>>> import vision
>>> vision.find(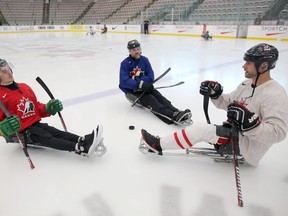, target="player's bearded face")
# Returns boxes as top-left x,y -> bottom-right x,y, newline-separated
129,47 -> 142,59
242,61 -> 257,79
